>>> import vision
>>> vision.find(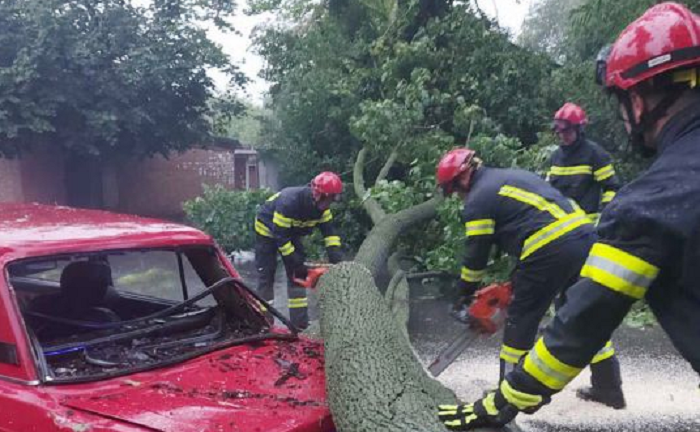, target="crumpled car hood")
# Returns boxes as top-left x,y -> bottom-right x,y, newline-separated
56,338 -> 334,432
